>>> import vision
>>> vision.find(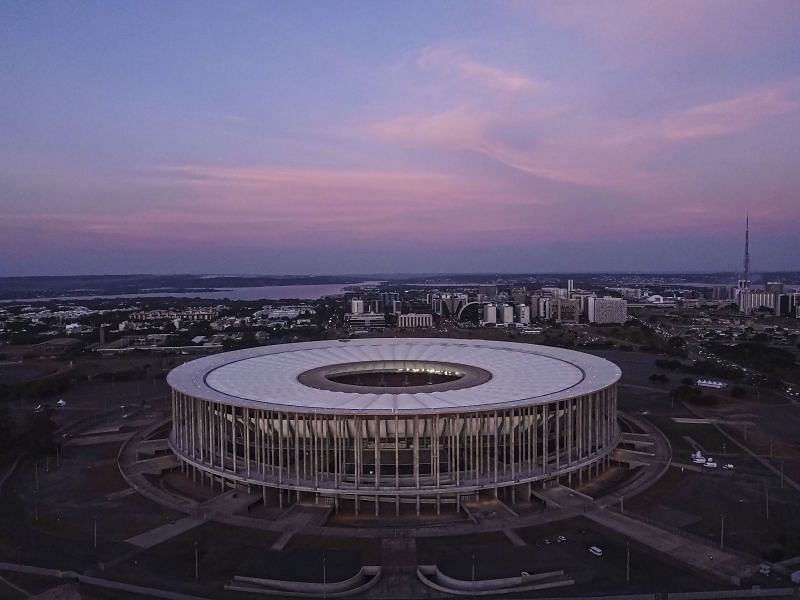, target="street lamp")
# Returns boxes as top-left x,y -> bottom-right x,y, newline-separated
194,541 -> 199,580
323,554 -> 327,600
626,542 -> 630,584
